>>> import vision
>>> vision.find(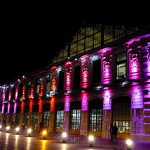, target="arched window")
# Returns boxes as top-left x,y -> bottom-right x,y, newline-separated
55,103 -> 64,129
89,99 -> 103,131
112,97 -> 131,133
70,101 -> 81,130
43,103 -> 50,126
